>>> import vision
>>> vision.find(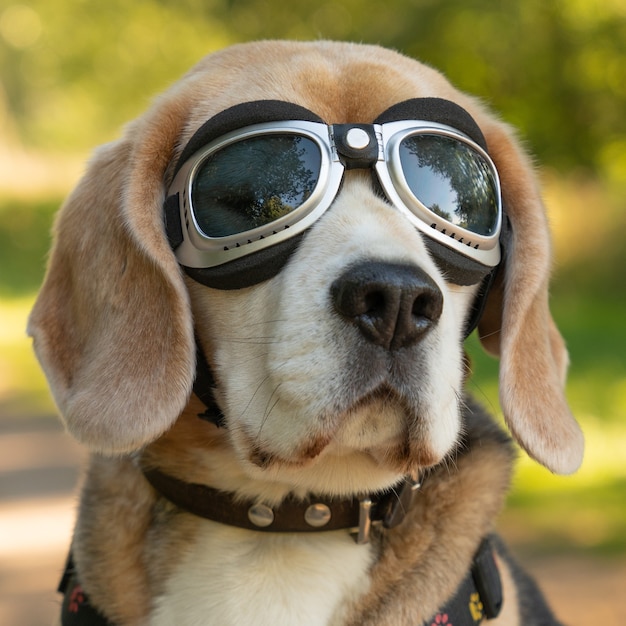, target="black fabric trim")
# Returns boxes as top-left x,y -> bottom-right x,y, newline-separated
422,537 -> 502,625
489,535 -> 565,626
374,98 -> 488,151
173,100 -> 325,178
473,538 -> 504,618
59,556 -> 112,626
